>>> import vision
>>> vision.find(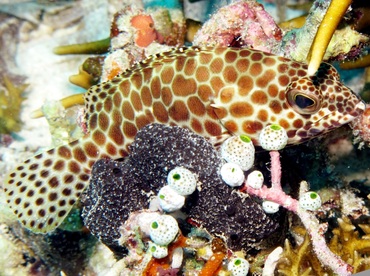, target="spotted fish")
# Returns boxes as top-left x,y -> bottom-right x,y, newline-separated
4,47 -> 365,233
